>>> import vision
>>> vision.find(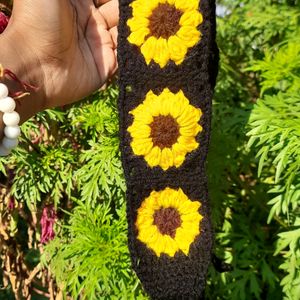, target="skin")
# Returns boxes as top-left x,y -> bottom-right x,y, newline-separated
0,0 -> 119,123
